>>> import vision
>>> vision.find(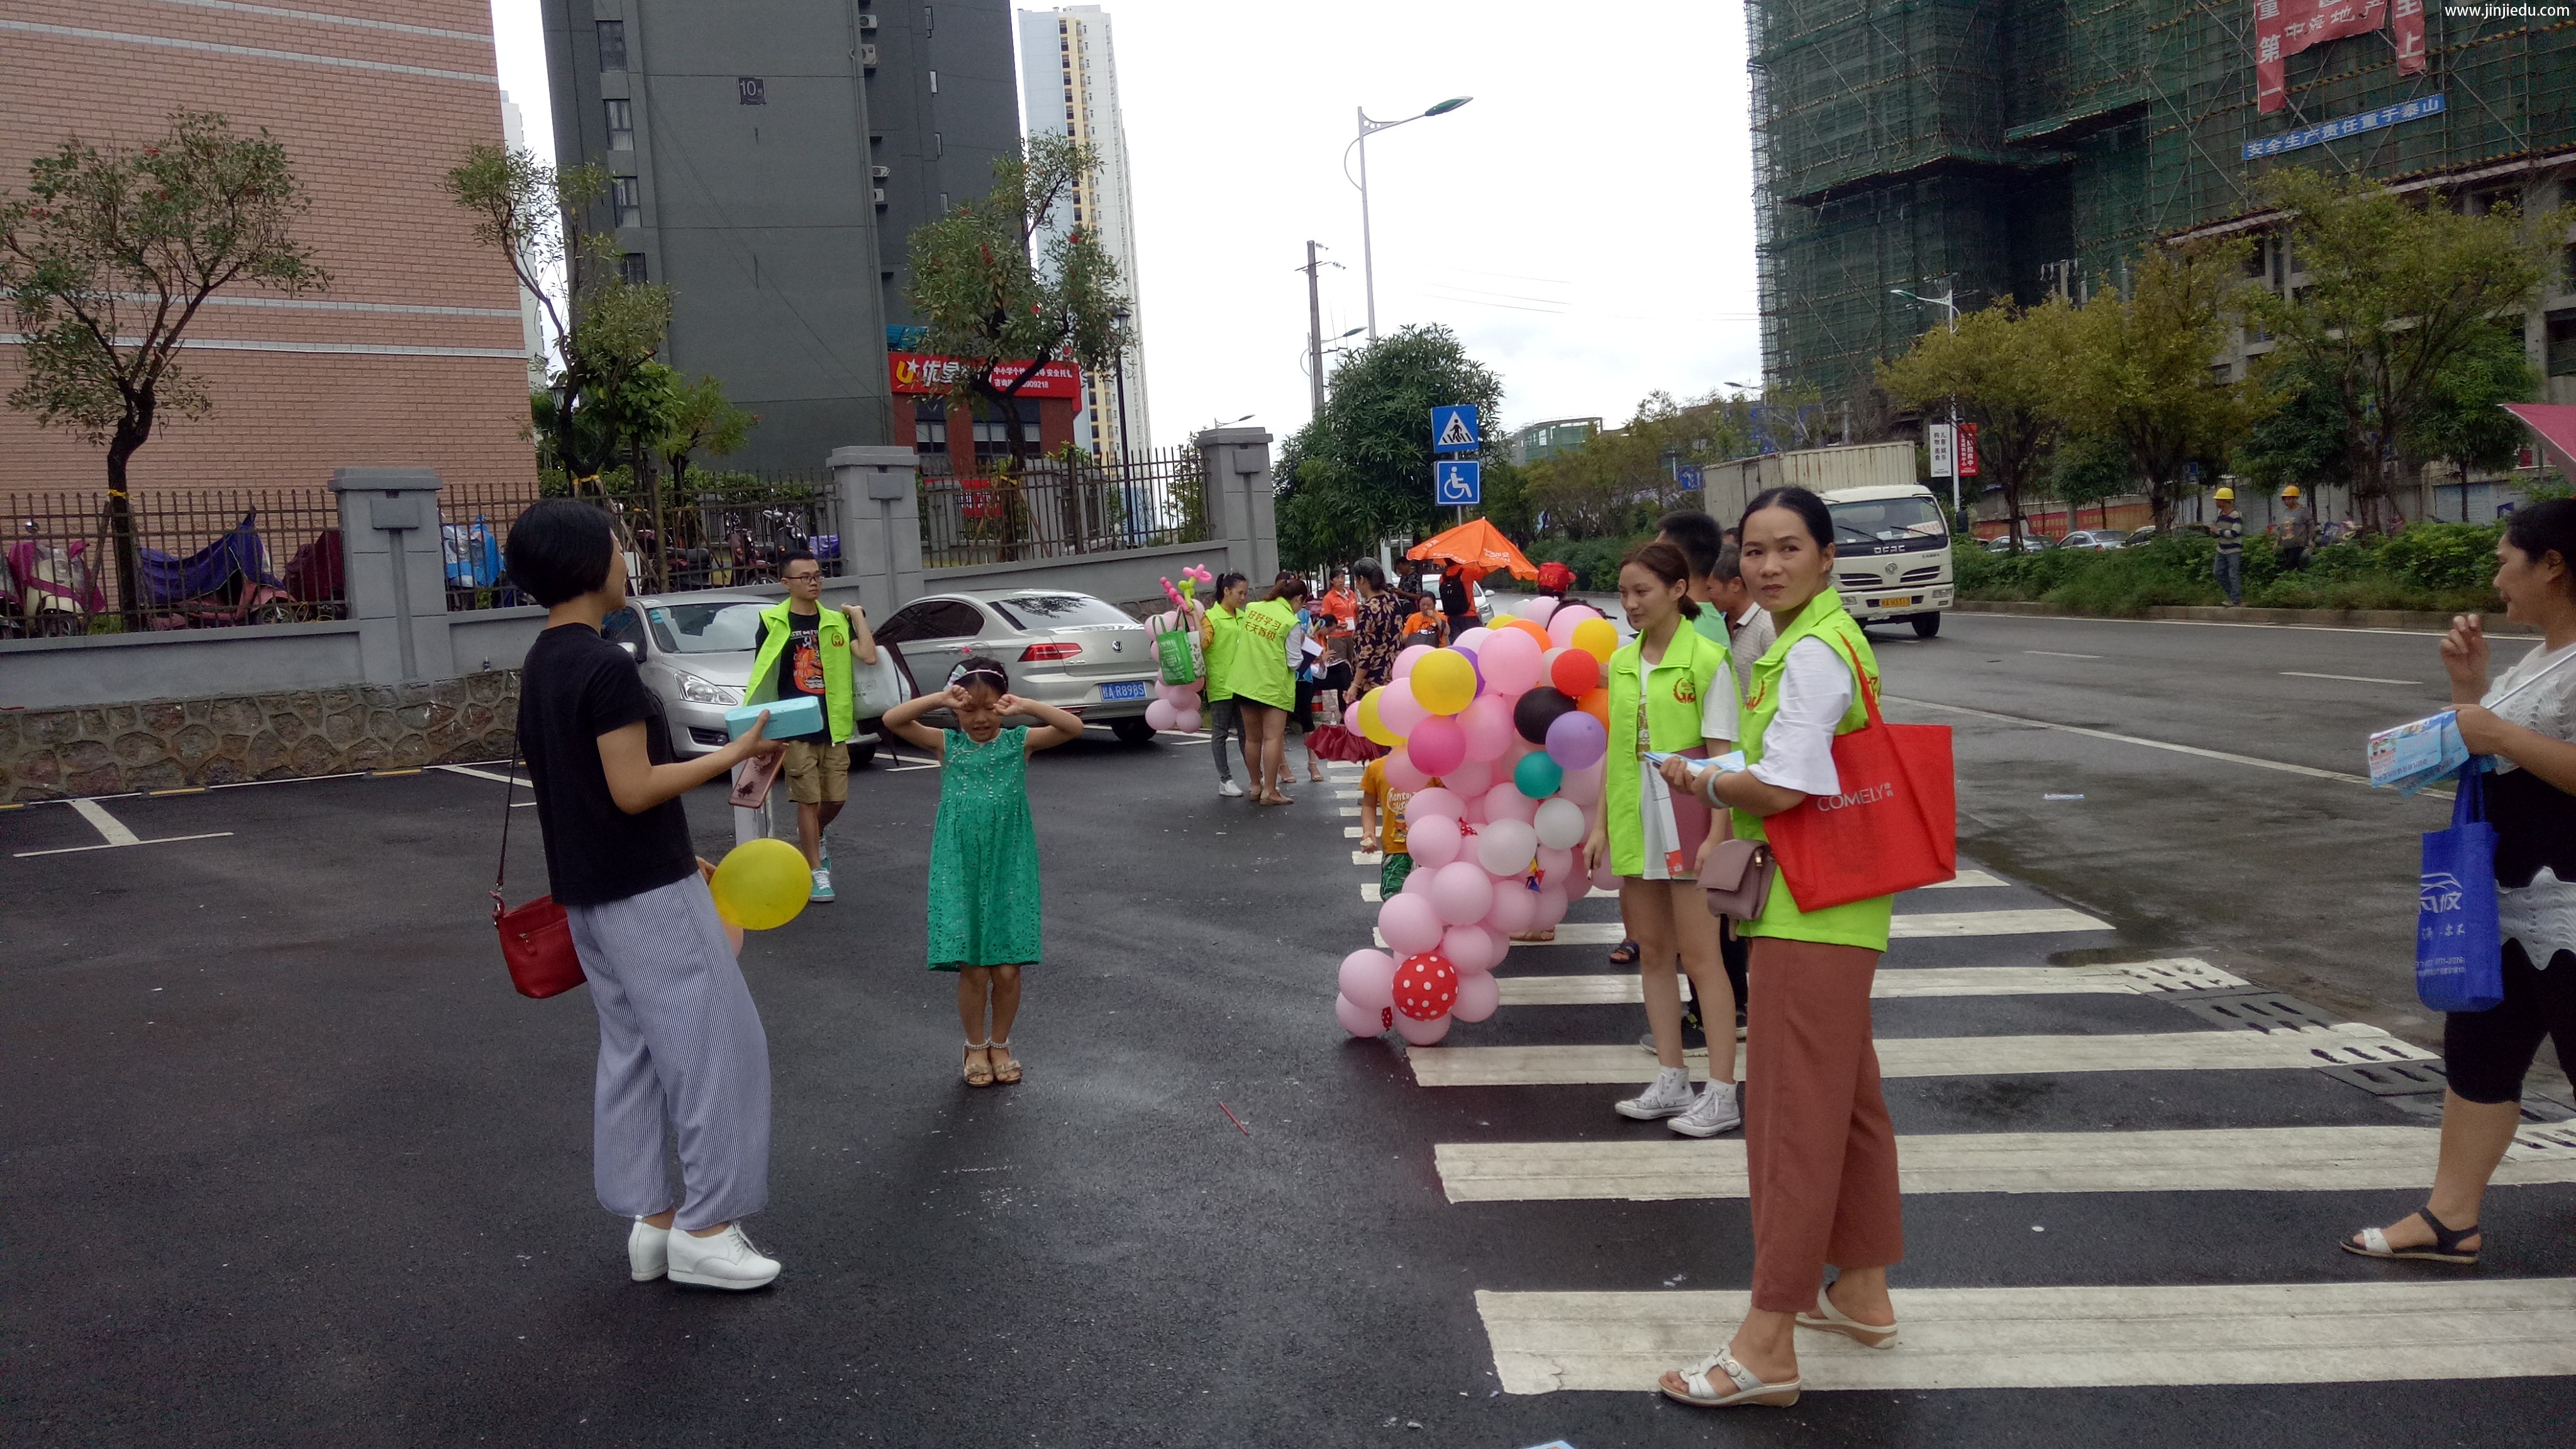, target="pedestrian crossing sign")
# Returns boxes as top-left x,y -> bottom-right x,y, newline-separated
1432,404 -> 1481,453
1435,460 -> 1482,506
